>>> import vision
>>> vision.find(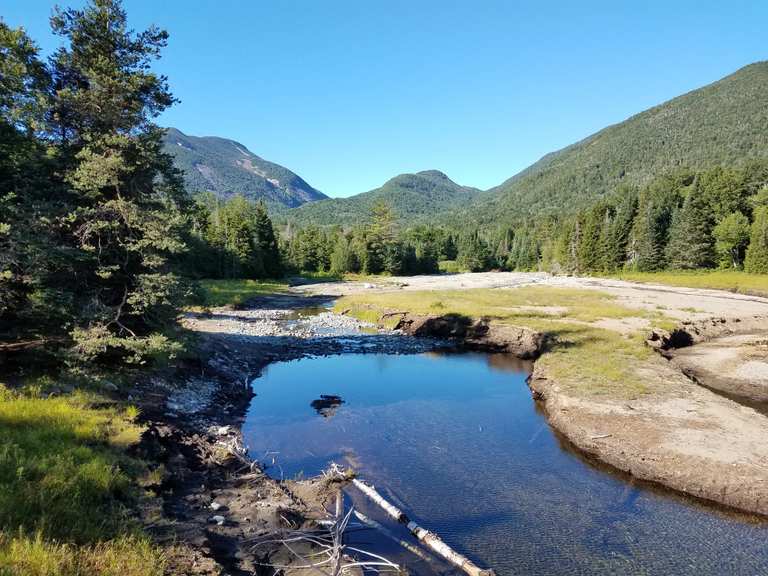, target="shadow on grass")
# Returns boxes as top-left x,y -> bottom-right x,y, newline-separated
0,390 -> 143,545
